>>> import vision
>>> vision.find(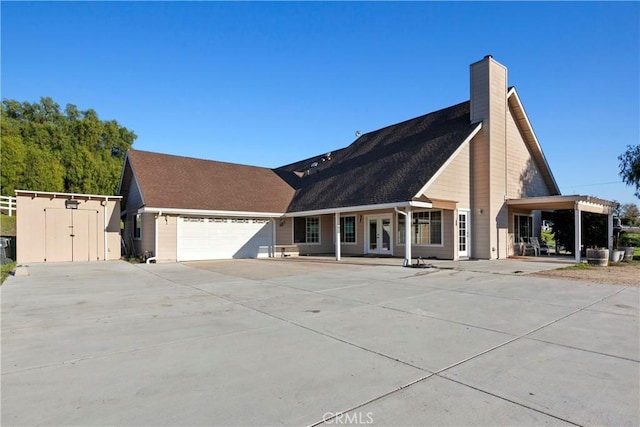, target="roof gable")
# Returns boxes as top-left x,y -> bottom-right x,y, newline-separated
507,88 -> 560,195
125,150 -> 295,213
